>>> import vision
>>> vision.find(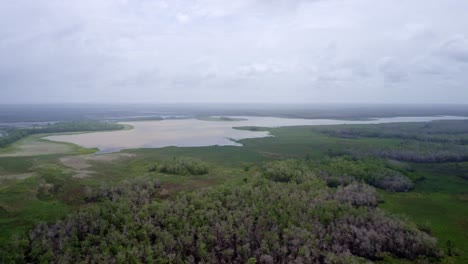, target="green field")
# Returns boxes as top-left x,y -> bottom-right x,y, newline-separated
1,121 -> 467,263
381,163 -> 468,263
